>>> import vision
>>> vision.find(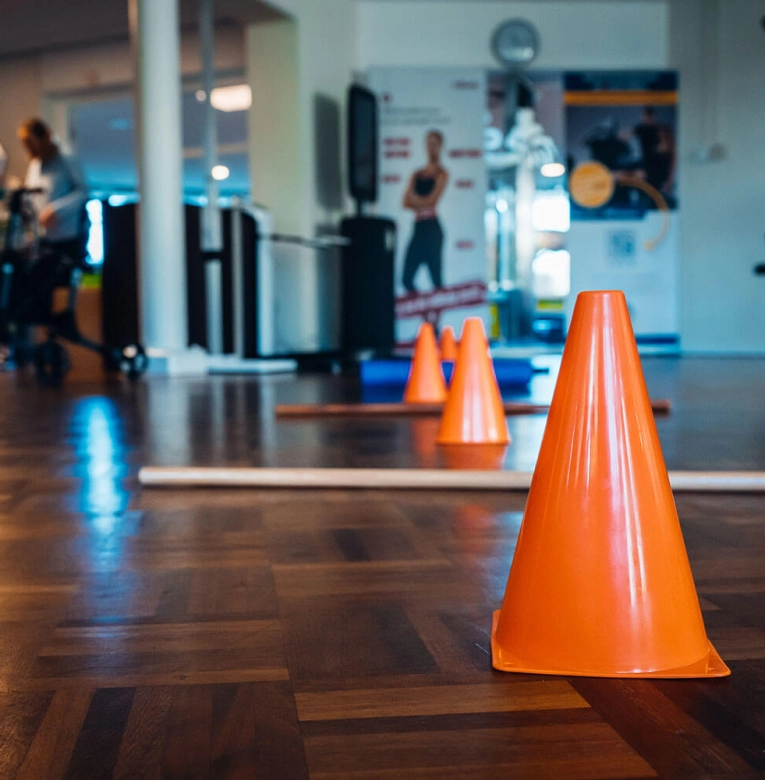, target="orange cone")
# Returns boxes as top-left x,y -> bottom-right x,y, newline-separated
437,318 -> 509,445
440,326 -> 459,362
410,418 -> 441,469
491,290 -> 729,678
441,443 -> 507,470
404,323 -> 447,404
